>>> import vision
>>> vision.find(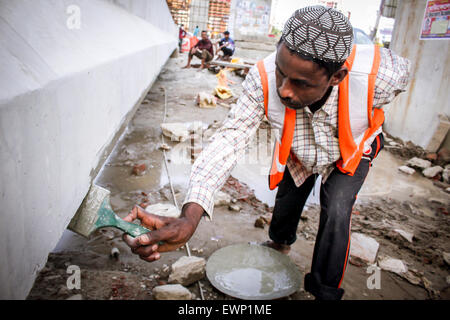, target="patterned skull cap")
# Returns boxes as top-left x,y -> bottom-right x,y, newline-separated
282,5 -> 354,63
